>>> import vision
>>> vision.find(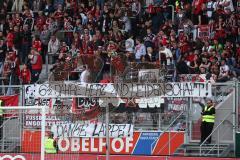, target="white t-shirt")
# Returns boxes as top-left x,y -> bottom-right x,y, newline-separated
206,1 -> 217,18
219,64 -> 229,77
135,44 -> 146,59
159,47 -> 173,65
80,69 -> 91,83
125,38 -> 134,52
123,16 -> 131,32
218,0 -> 234,12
